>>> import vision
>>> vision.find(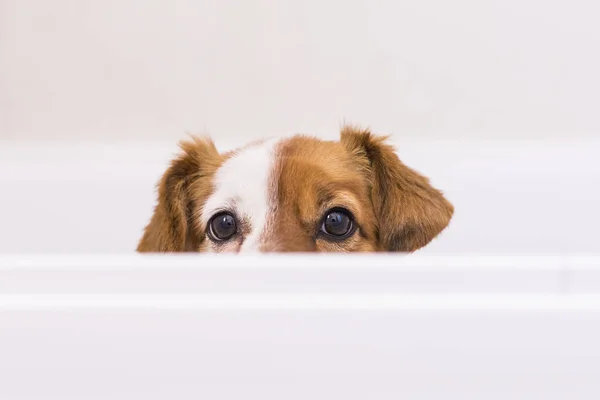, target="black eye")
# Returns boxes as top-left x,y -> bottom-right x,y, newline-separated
208,212 -> 237,241
320,208 -> 356,240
